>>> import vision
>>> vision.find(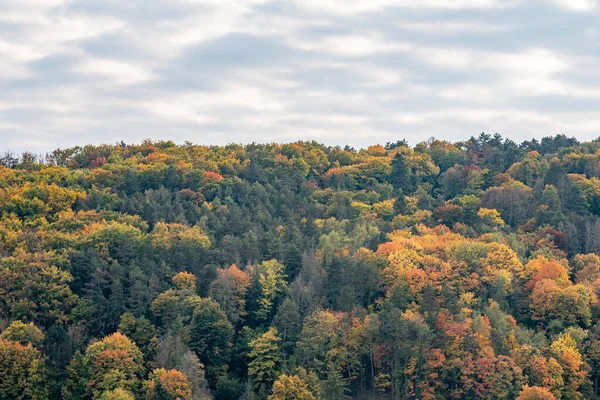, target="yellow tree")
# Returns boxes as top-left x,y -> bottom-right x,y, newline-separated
268,375 -> 316,400
551,334 -> 591,400
0,338 -> 48,399
256,260 -> 287,321
516,386 -> 556,400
